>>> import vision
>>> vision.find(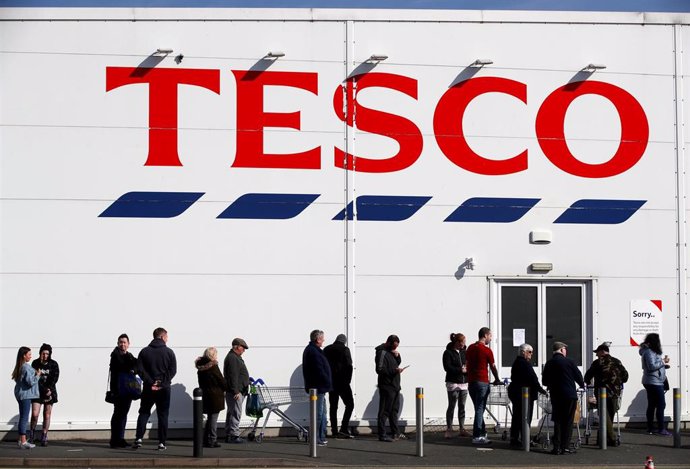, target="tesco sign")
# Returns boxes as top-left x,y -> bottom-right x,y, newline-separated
106,67 -> 649,178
